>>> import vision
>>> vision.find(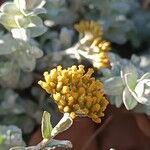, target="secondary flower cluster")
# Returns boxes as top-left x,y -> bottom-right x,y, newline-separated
74,20 -> 111,68
74,20 -> 103,38
38,65 -> 109,123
